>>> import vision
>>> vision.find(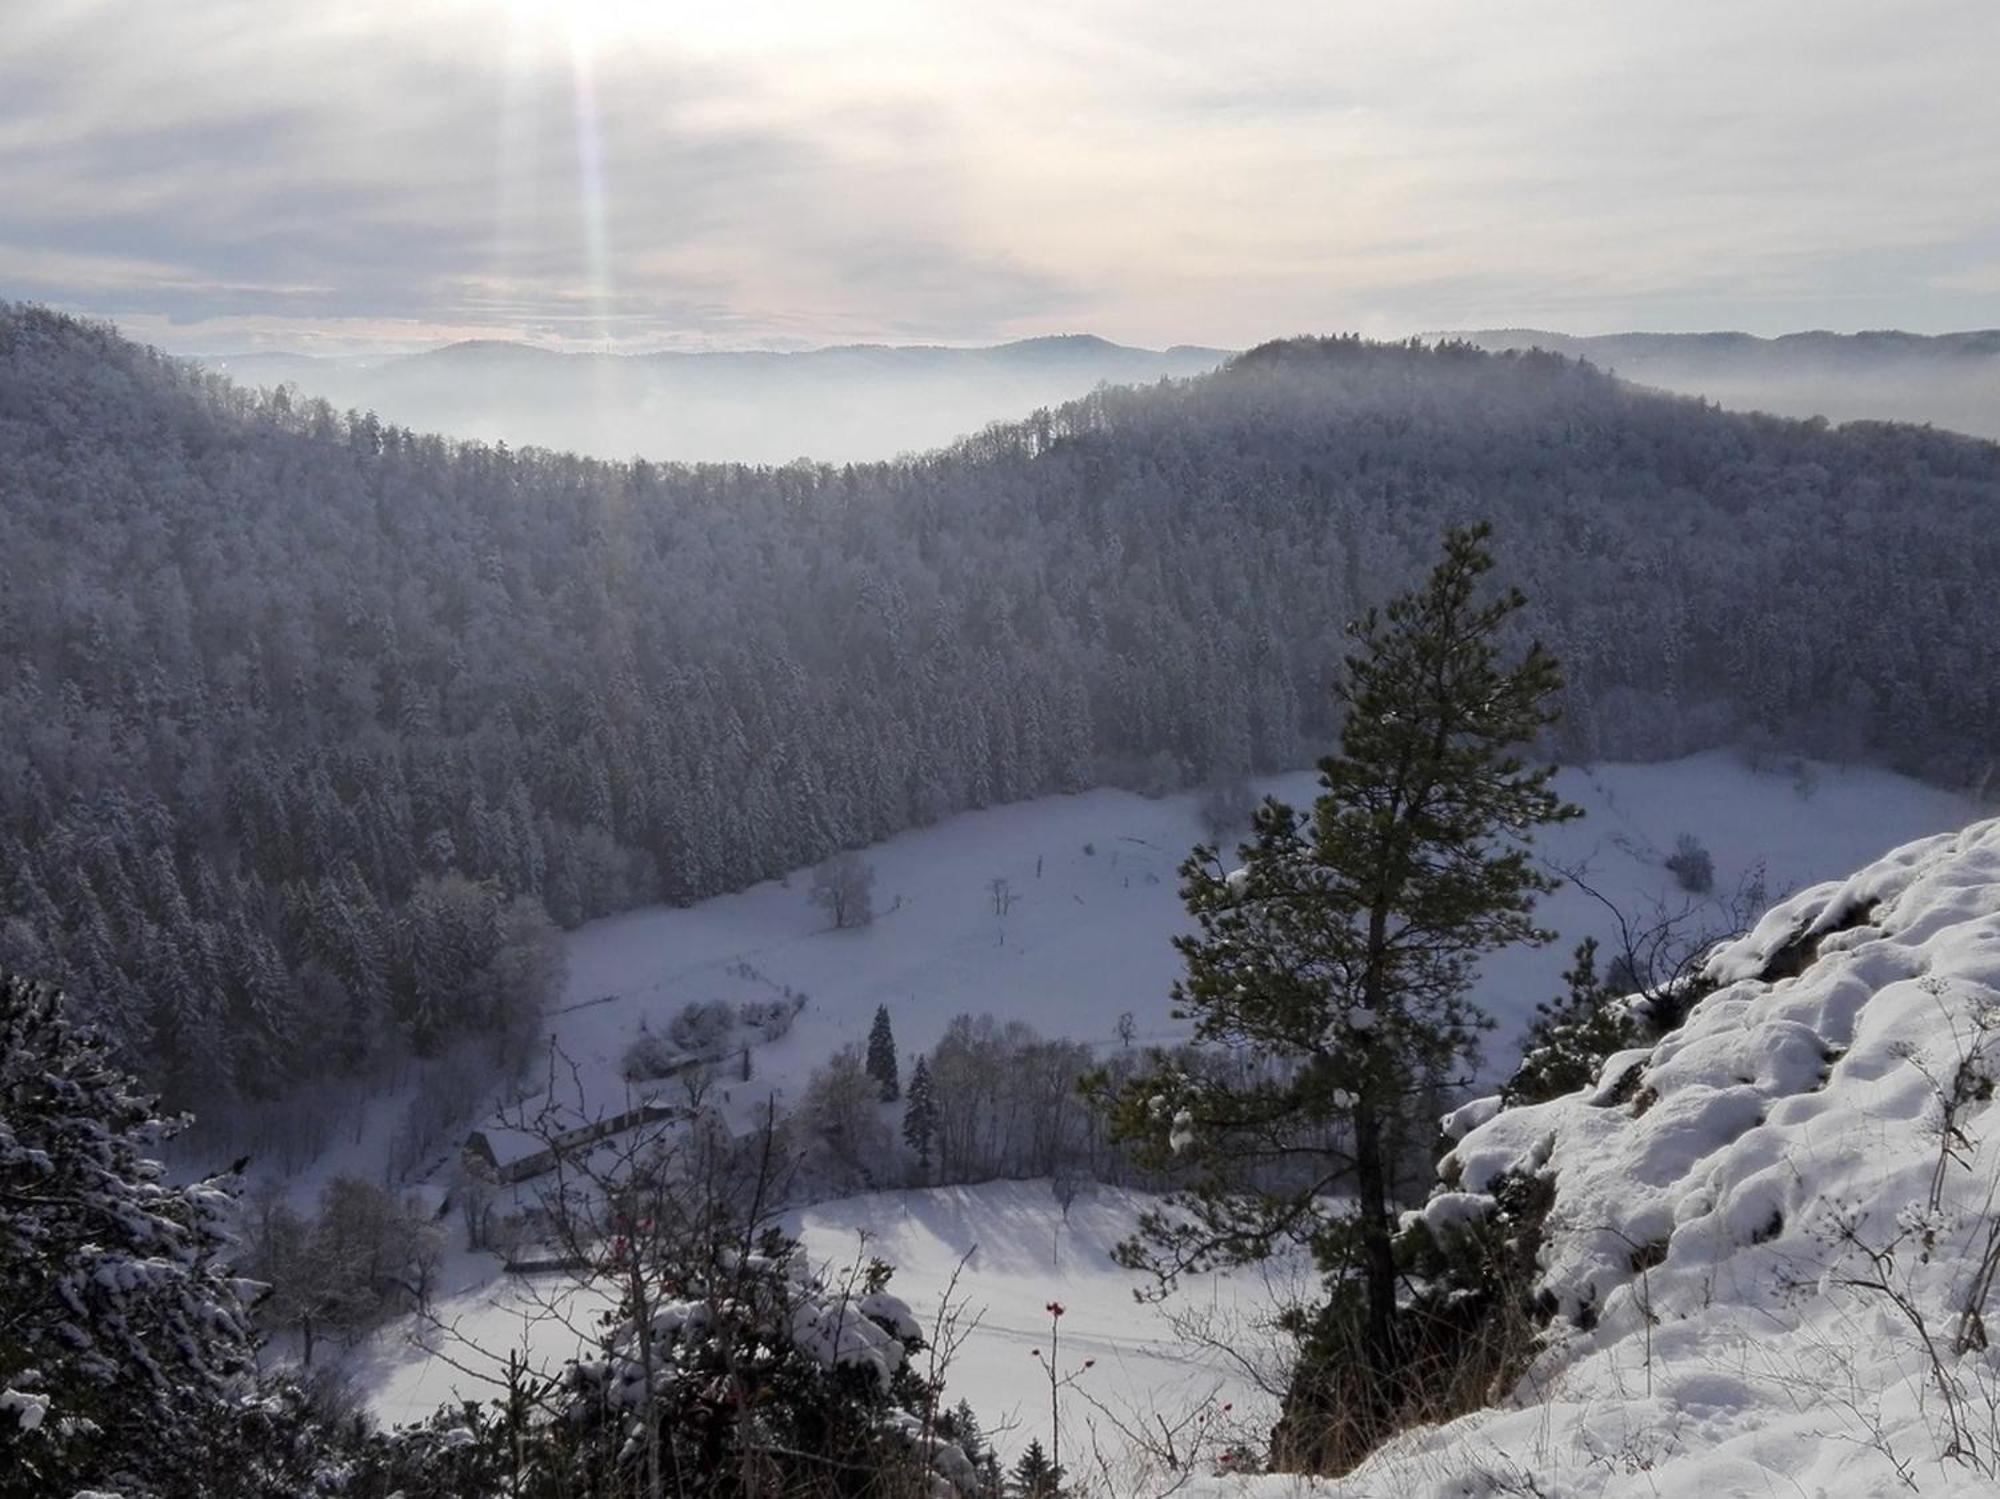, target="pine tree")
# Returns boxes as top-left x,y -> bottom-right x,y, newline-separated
1009,1437 -> 1064,1497
866,1002 -> 900,1101
1501,937 -> 1638,1106
902,1054 -> 937,1176
1100,524 -> 1578,1472
0,972 -> 259,1494
945,1398 -> 987,1465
